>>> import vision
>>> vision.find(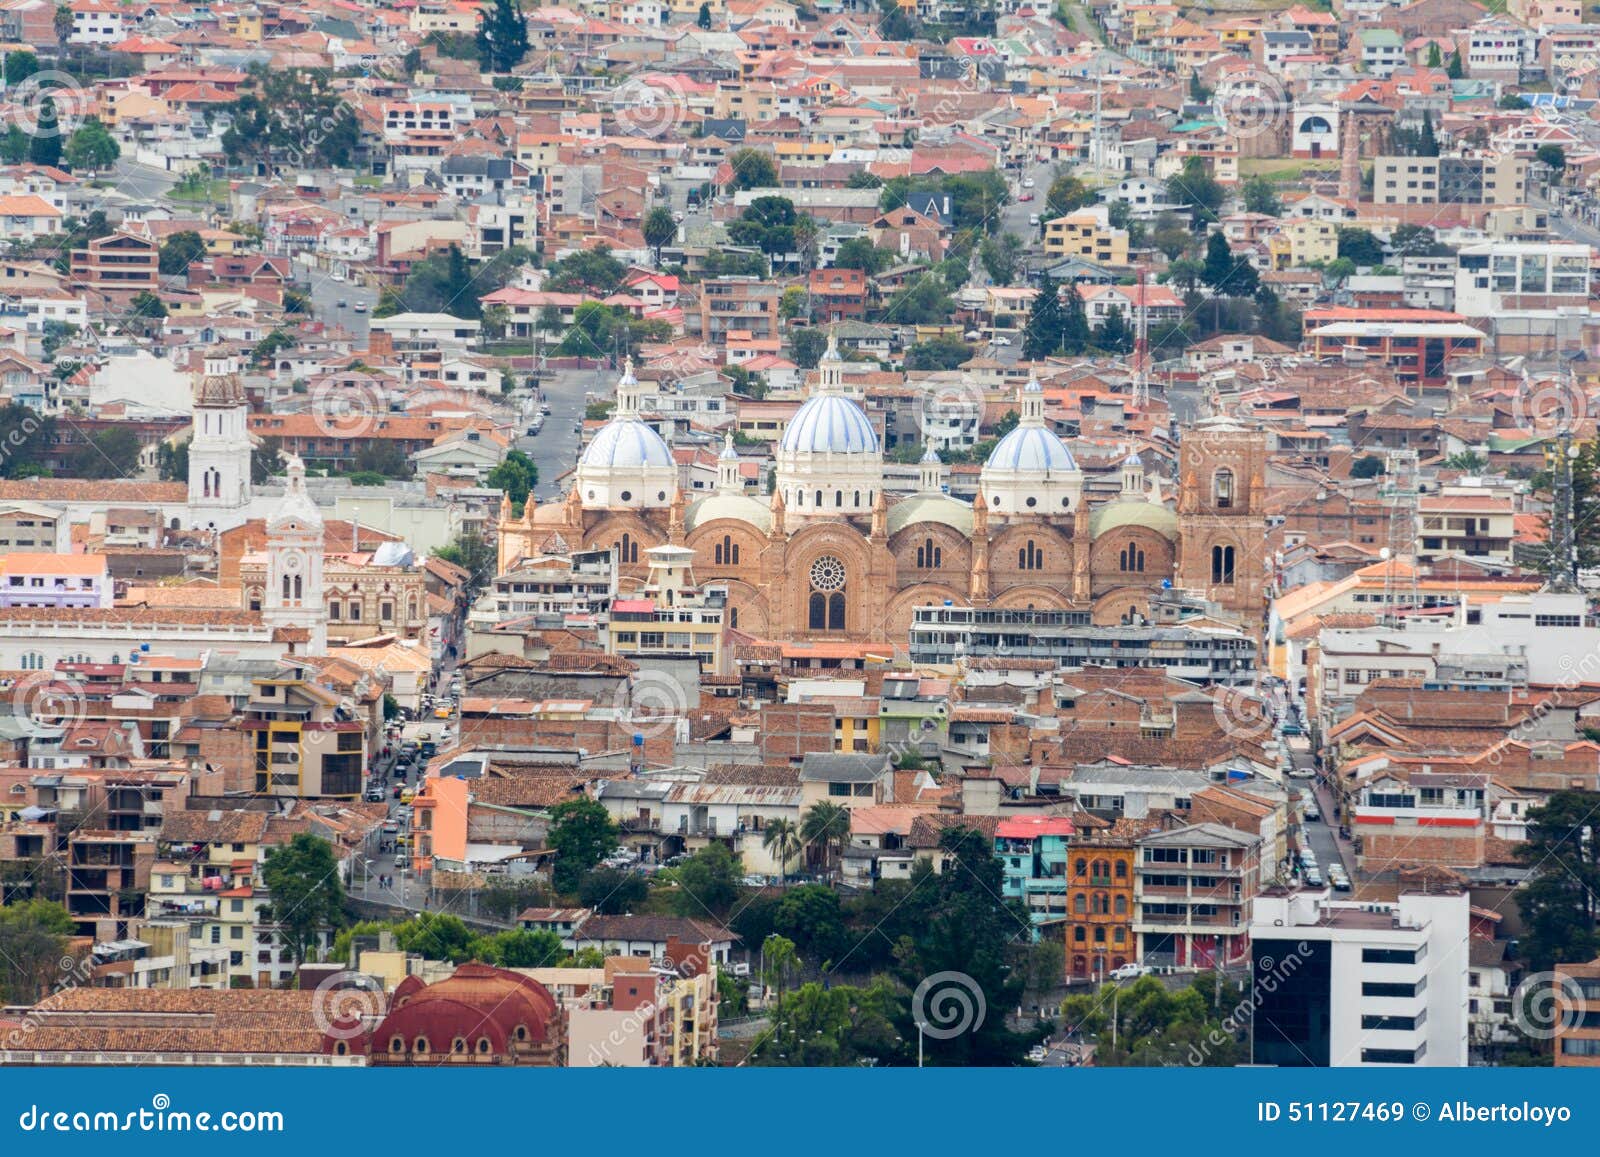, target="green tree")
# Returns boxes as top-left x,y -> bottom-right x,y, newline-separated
799,800 -> 851,877
1241,175 -> 1280,216
905,335 -> 974,371
547,797 -> 617,893
979,232 -> 1023,285
1023,274 -> 1064,360
1045,170 -> 1094,218
698,0 -> 712,25
761,818 -> 803,885
471,928 -> 565,967
3,49 -> 39,87
128,290 -> 167,333
1349,454 -> 1386,479
885,276 -> 954,325
62,117 -> 118,172
158,230 -> 208,276
832,236 -> 892,274
220,67 -> 360,173
252,436 -> 284,484
577,866 -> 649,914
475,0 -> 530,72
1095,304 -> 1131,354
70,426 -> 141,479
1426,41 -> 1442,68
1417,111 -> 1439,157
261,833 -> 345,966
1444,450 -> 1486,471
0,125 -> 28,164
28,96 -> 61,167
1060,278 -> 1091,353
791,327 -> 829,368
670,842 -> 741,916
1061,973 -> 1242,1065
352,439 -> 411,478
478,878 -> 552,921
751,979 -> 906,1065
1515,791 -> 1600,972
1336,226 -> 1385,267
486,448 -> 539,514
642,205 -> 677,265
545,246 -> 626,295
156,437 -> 189,481
1537,143 -> 1567,174
0,899 -> 74,1003
892,828 -> 1042,1065
726,147 -> 778,190
771,883 -> 850,963
1170,156 -> 1223,225
1446,50 -> 1464,79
